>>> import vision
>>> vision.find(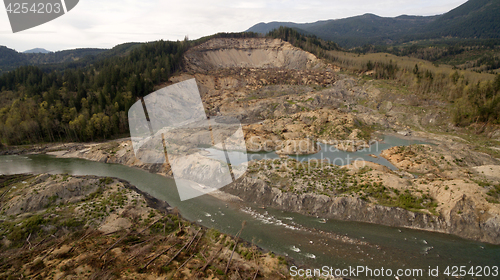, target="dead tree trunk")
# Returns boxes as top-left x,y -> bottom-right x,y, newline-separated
201,246 -> 223,271
225,221 -> 246,275
163,229 -> 201,268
